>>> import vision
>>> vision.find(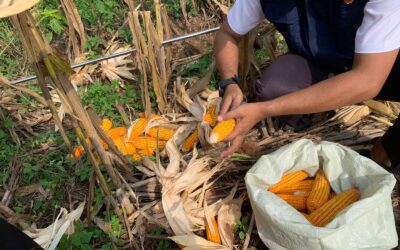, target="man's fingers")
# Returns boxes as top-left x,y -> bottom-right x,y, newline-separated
230,96 -> 242,111
218,108 -> 239,122
219,96 -> 232,116
220,136 -> 244,158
